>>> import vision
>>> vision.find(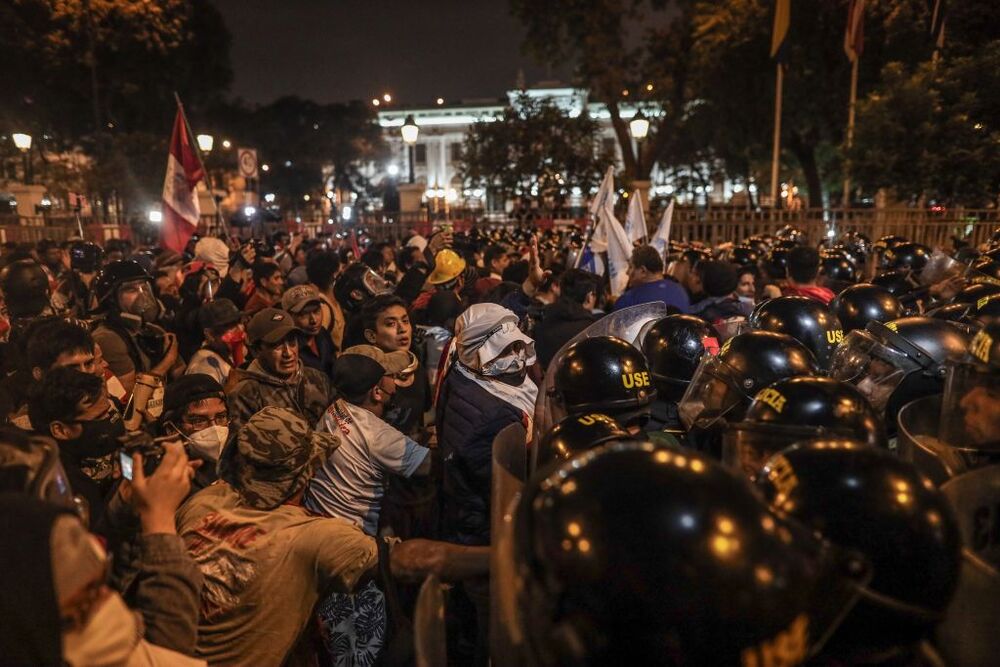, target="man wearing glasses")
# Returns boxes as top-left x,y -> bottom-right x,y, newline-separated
160,373 -> 231,490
